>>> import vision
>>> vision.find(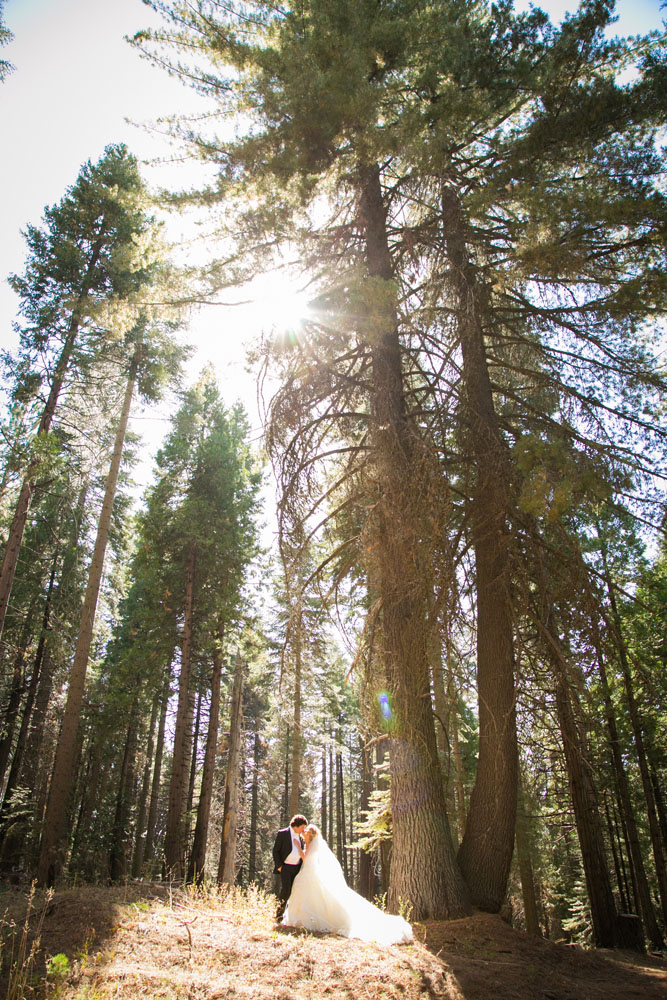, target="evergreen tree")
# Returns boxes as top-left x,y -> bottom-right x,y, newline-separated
0,145 -> 159,647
